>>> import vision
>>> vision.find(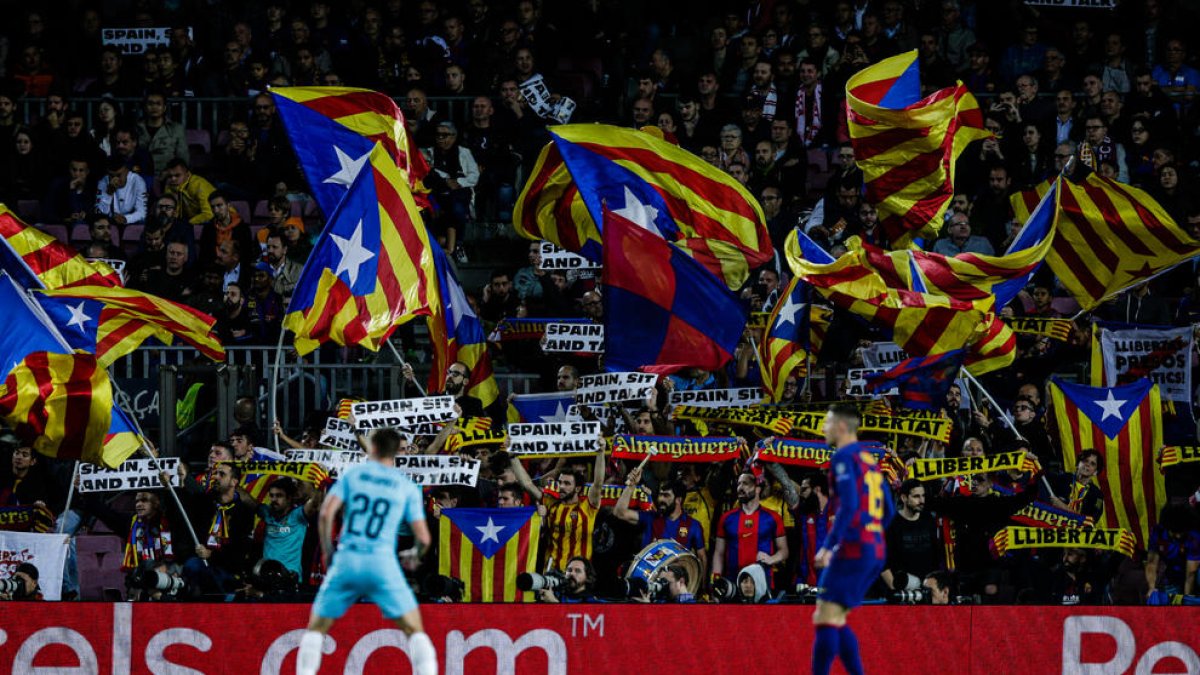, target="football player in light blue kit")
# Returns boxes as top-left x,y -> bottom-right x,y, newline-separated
296,429 -> 437,675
